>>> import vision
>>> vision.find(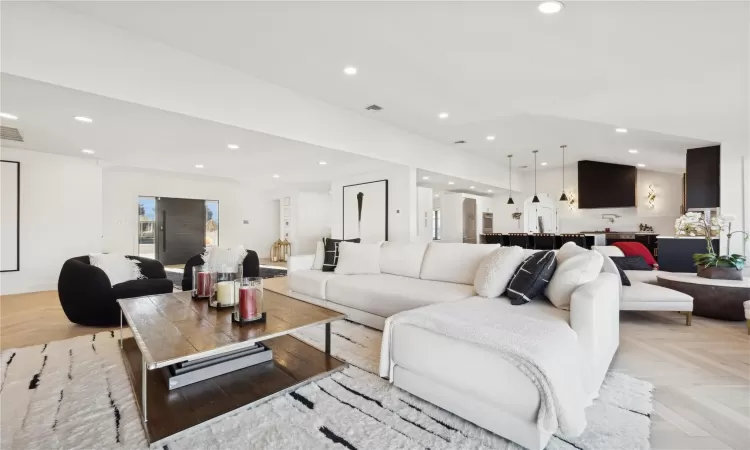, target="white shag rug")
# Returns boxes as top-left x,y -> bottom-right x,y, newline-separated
0,322 -> 652,450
